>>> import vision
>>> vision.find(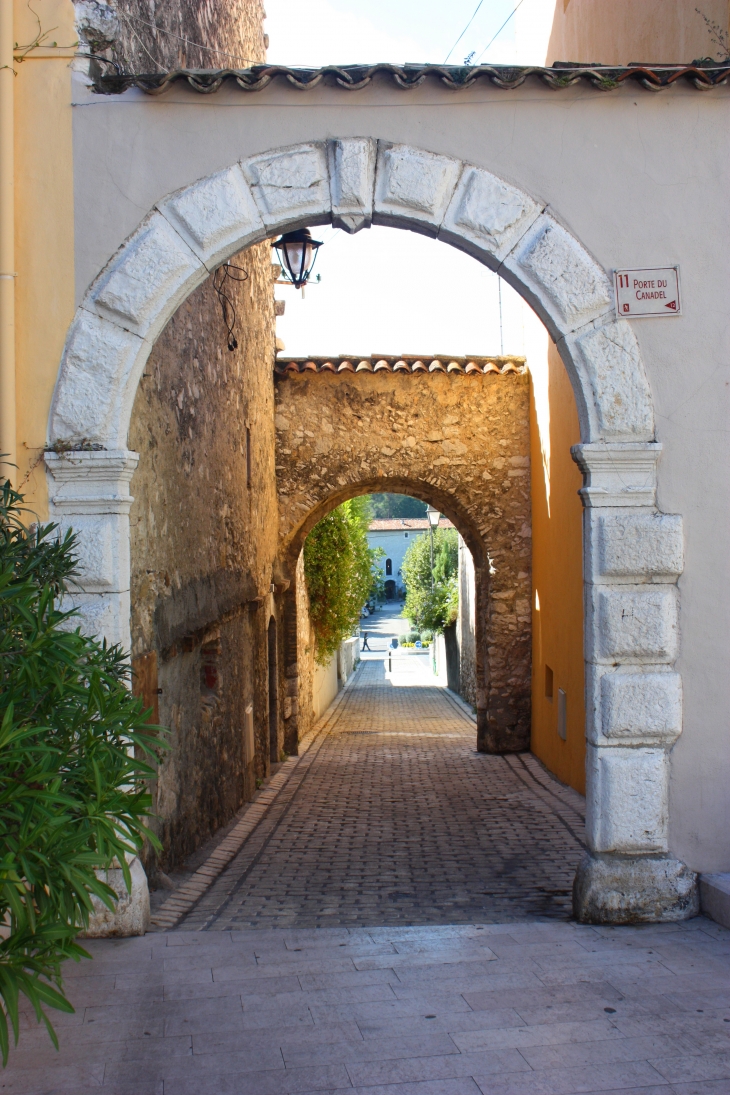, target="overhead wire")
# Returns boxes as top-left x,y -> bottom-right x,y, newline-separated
443,0 -> 488,64
474,0 -> 527,64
